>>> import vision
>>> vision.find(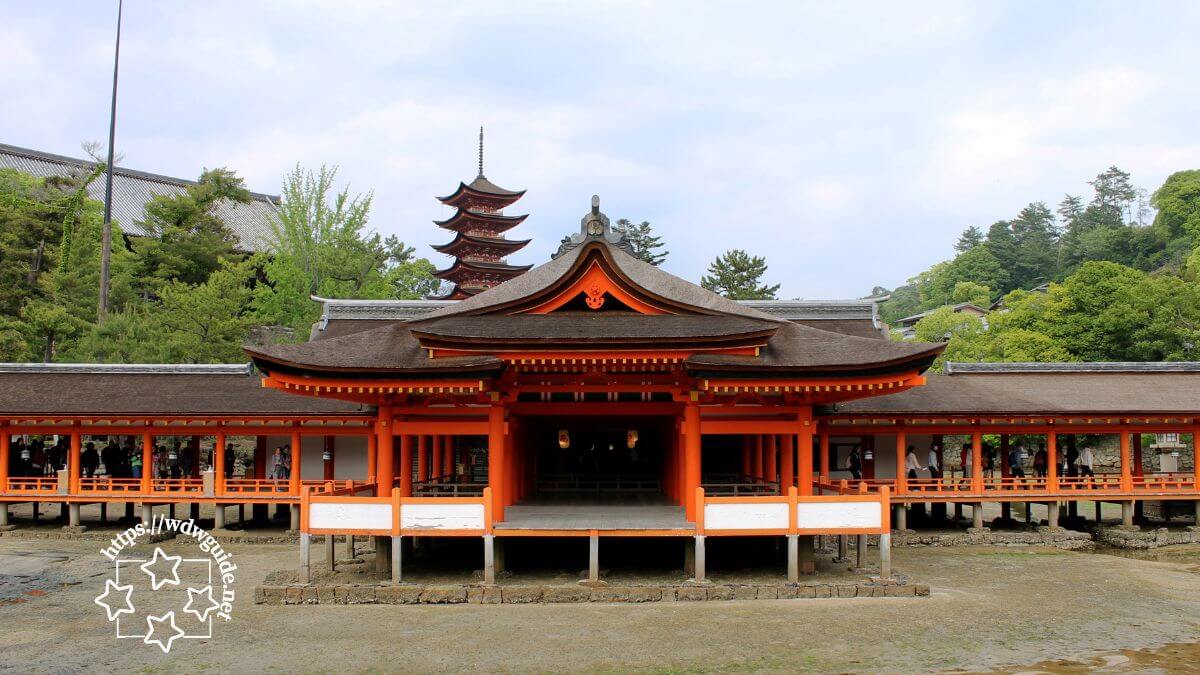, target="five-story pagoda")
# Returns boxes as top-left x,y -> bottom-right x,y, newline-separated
432,129 -> 531,299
